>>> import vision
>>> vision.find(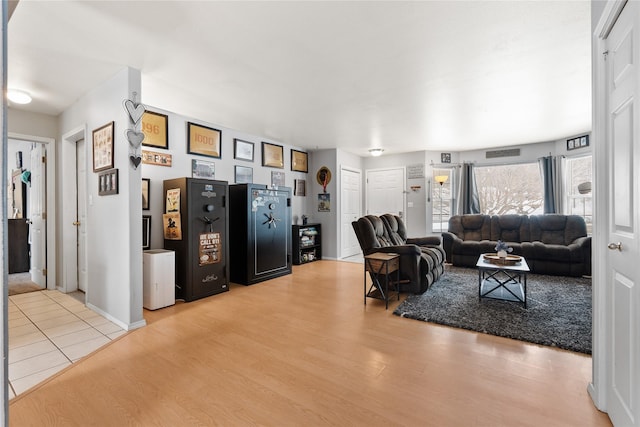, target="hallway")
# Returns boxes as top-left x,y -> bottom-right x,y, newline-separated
8,290 -> 126,398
